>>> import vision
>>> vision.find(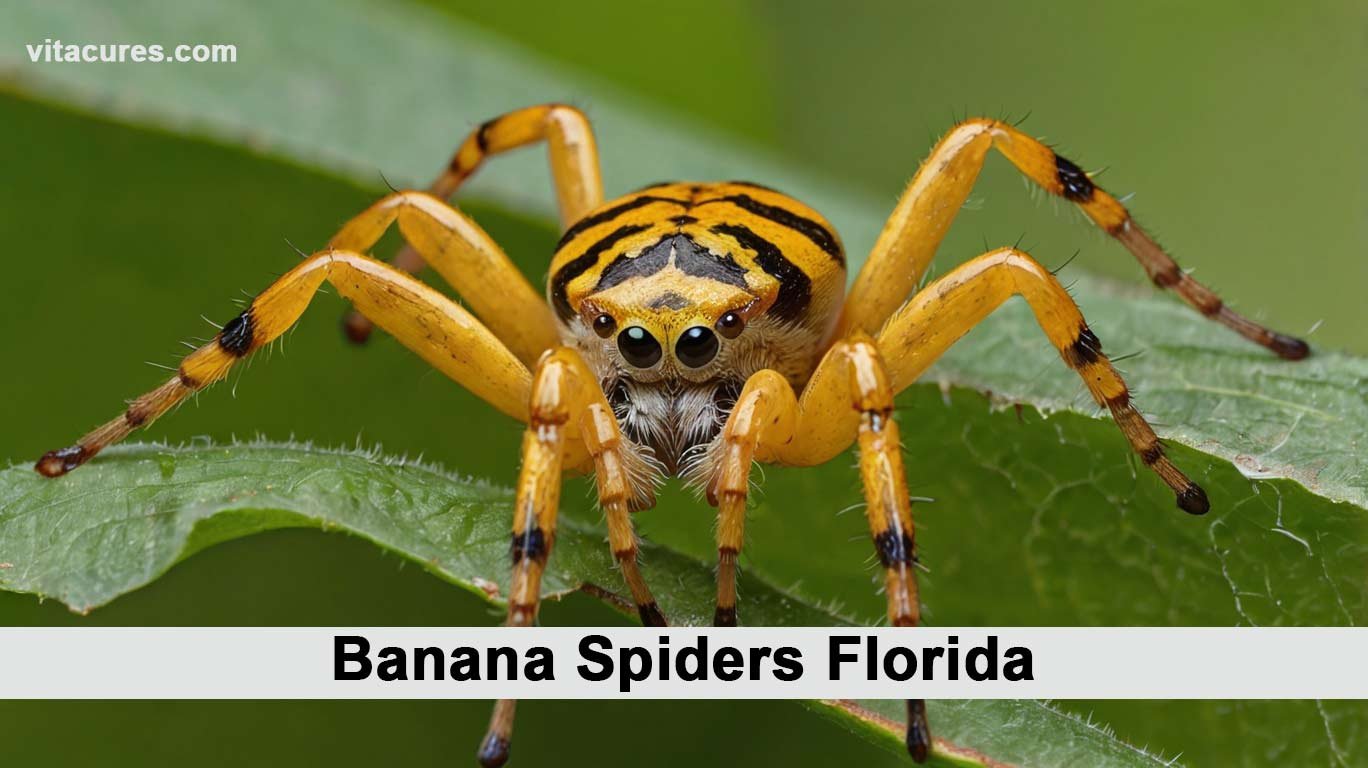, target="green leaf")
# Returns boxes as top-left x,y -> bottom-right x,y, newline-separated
3,0 -> 1367,765
0,442 -> 1173,768
0,442 -> 830,626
